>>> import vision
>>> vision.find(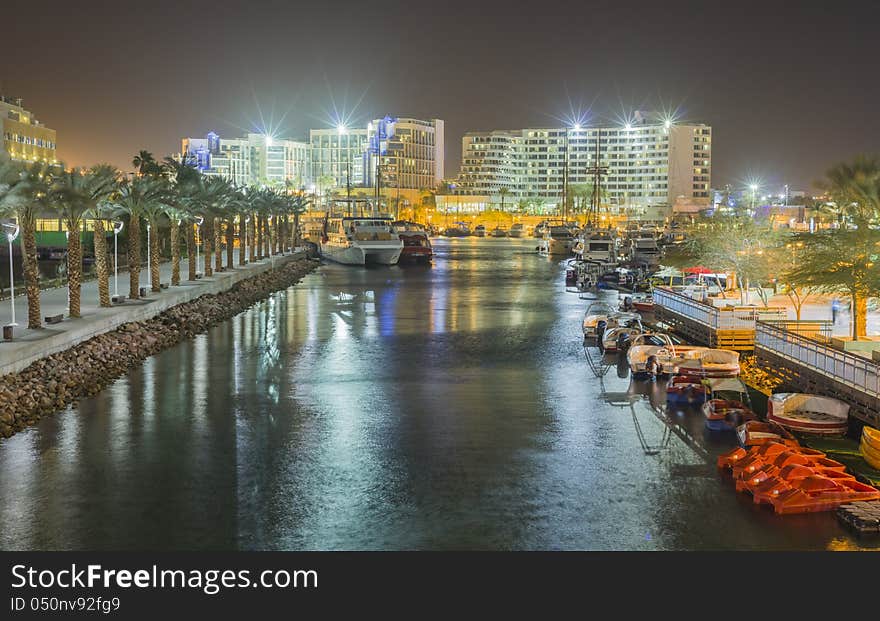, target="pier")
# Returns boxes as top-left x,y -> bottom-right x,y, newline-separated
652,287 -> 788,351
